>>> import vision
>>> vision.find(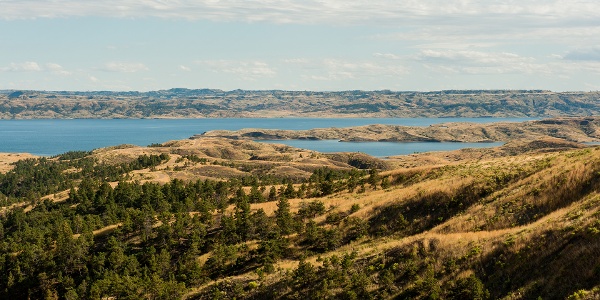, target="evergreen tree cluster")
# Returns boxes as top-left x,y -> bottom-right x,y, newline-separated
0,152 -> 391,299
